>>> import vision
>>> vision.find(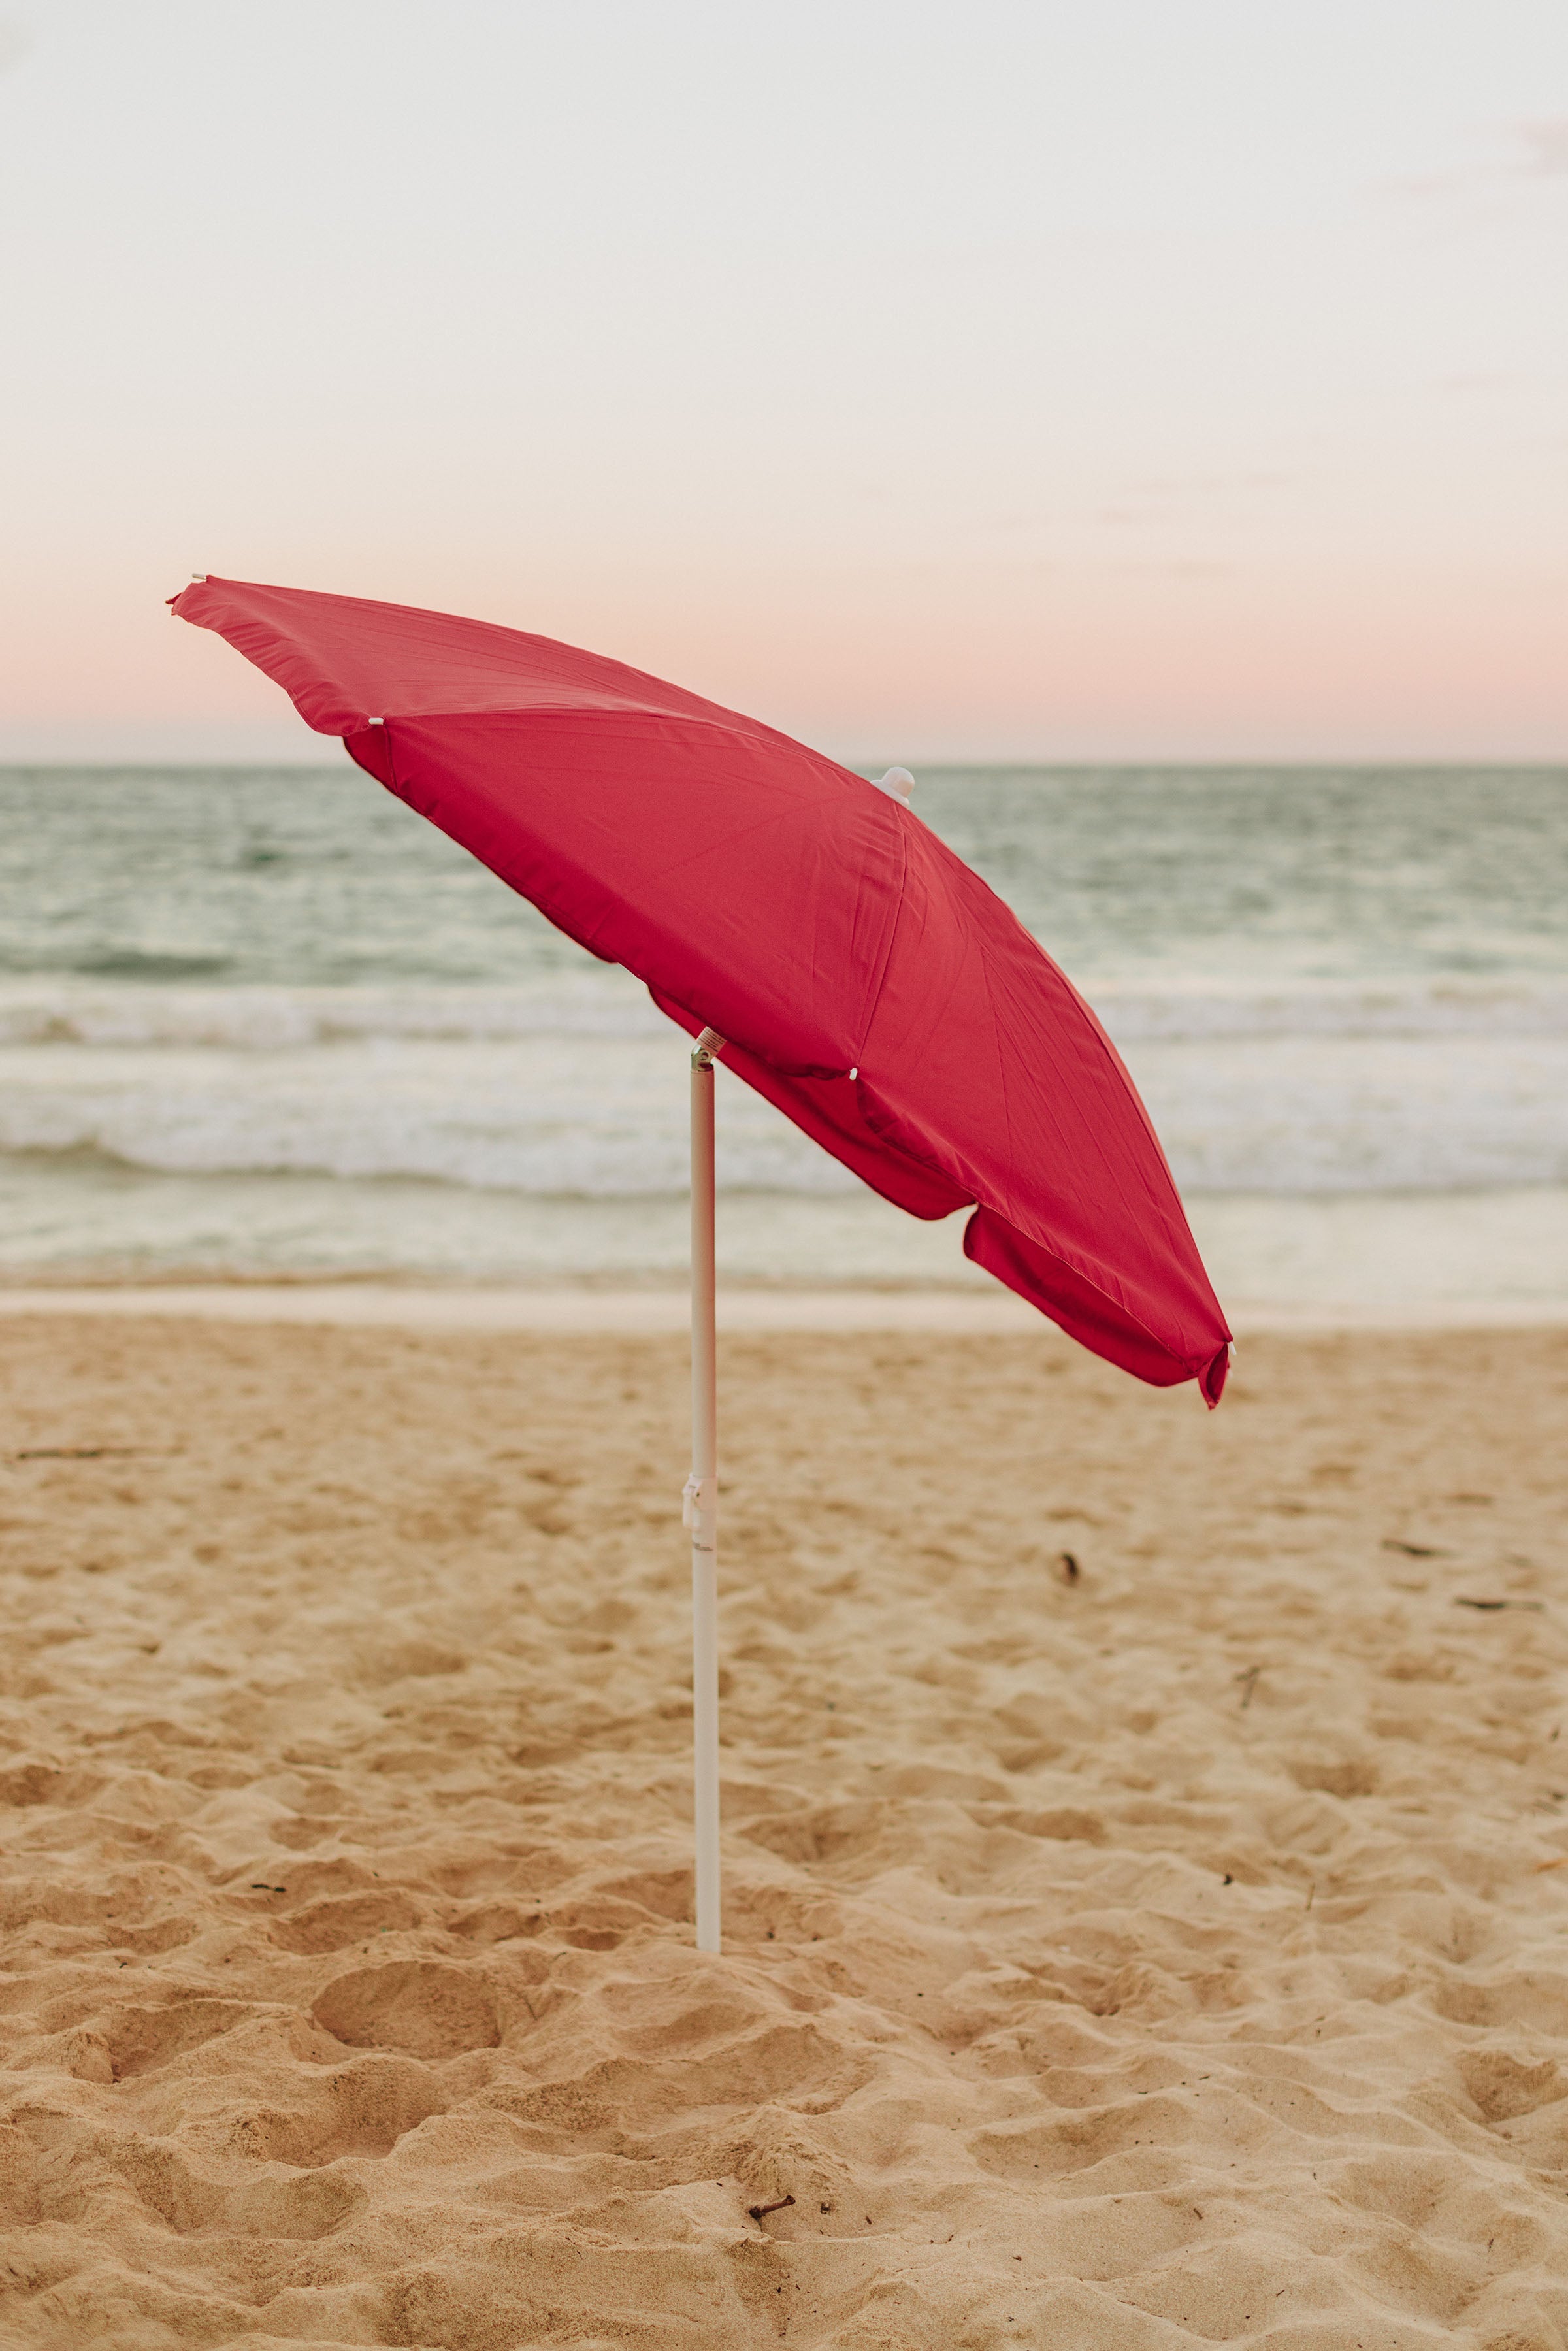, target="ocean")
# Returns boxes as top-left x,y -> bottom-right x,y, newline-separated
2,762 -> 1565,1313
